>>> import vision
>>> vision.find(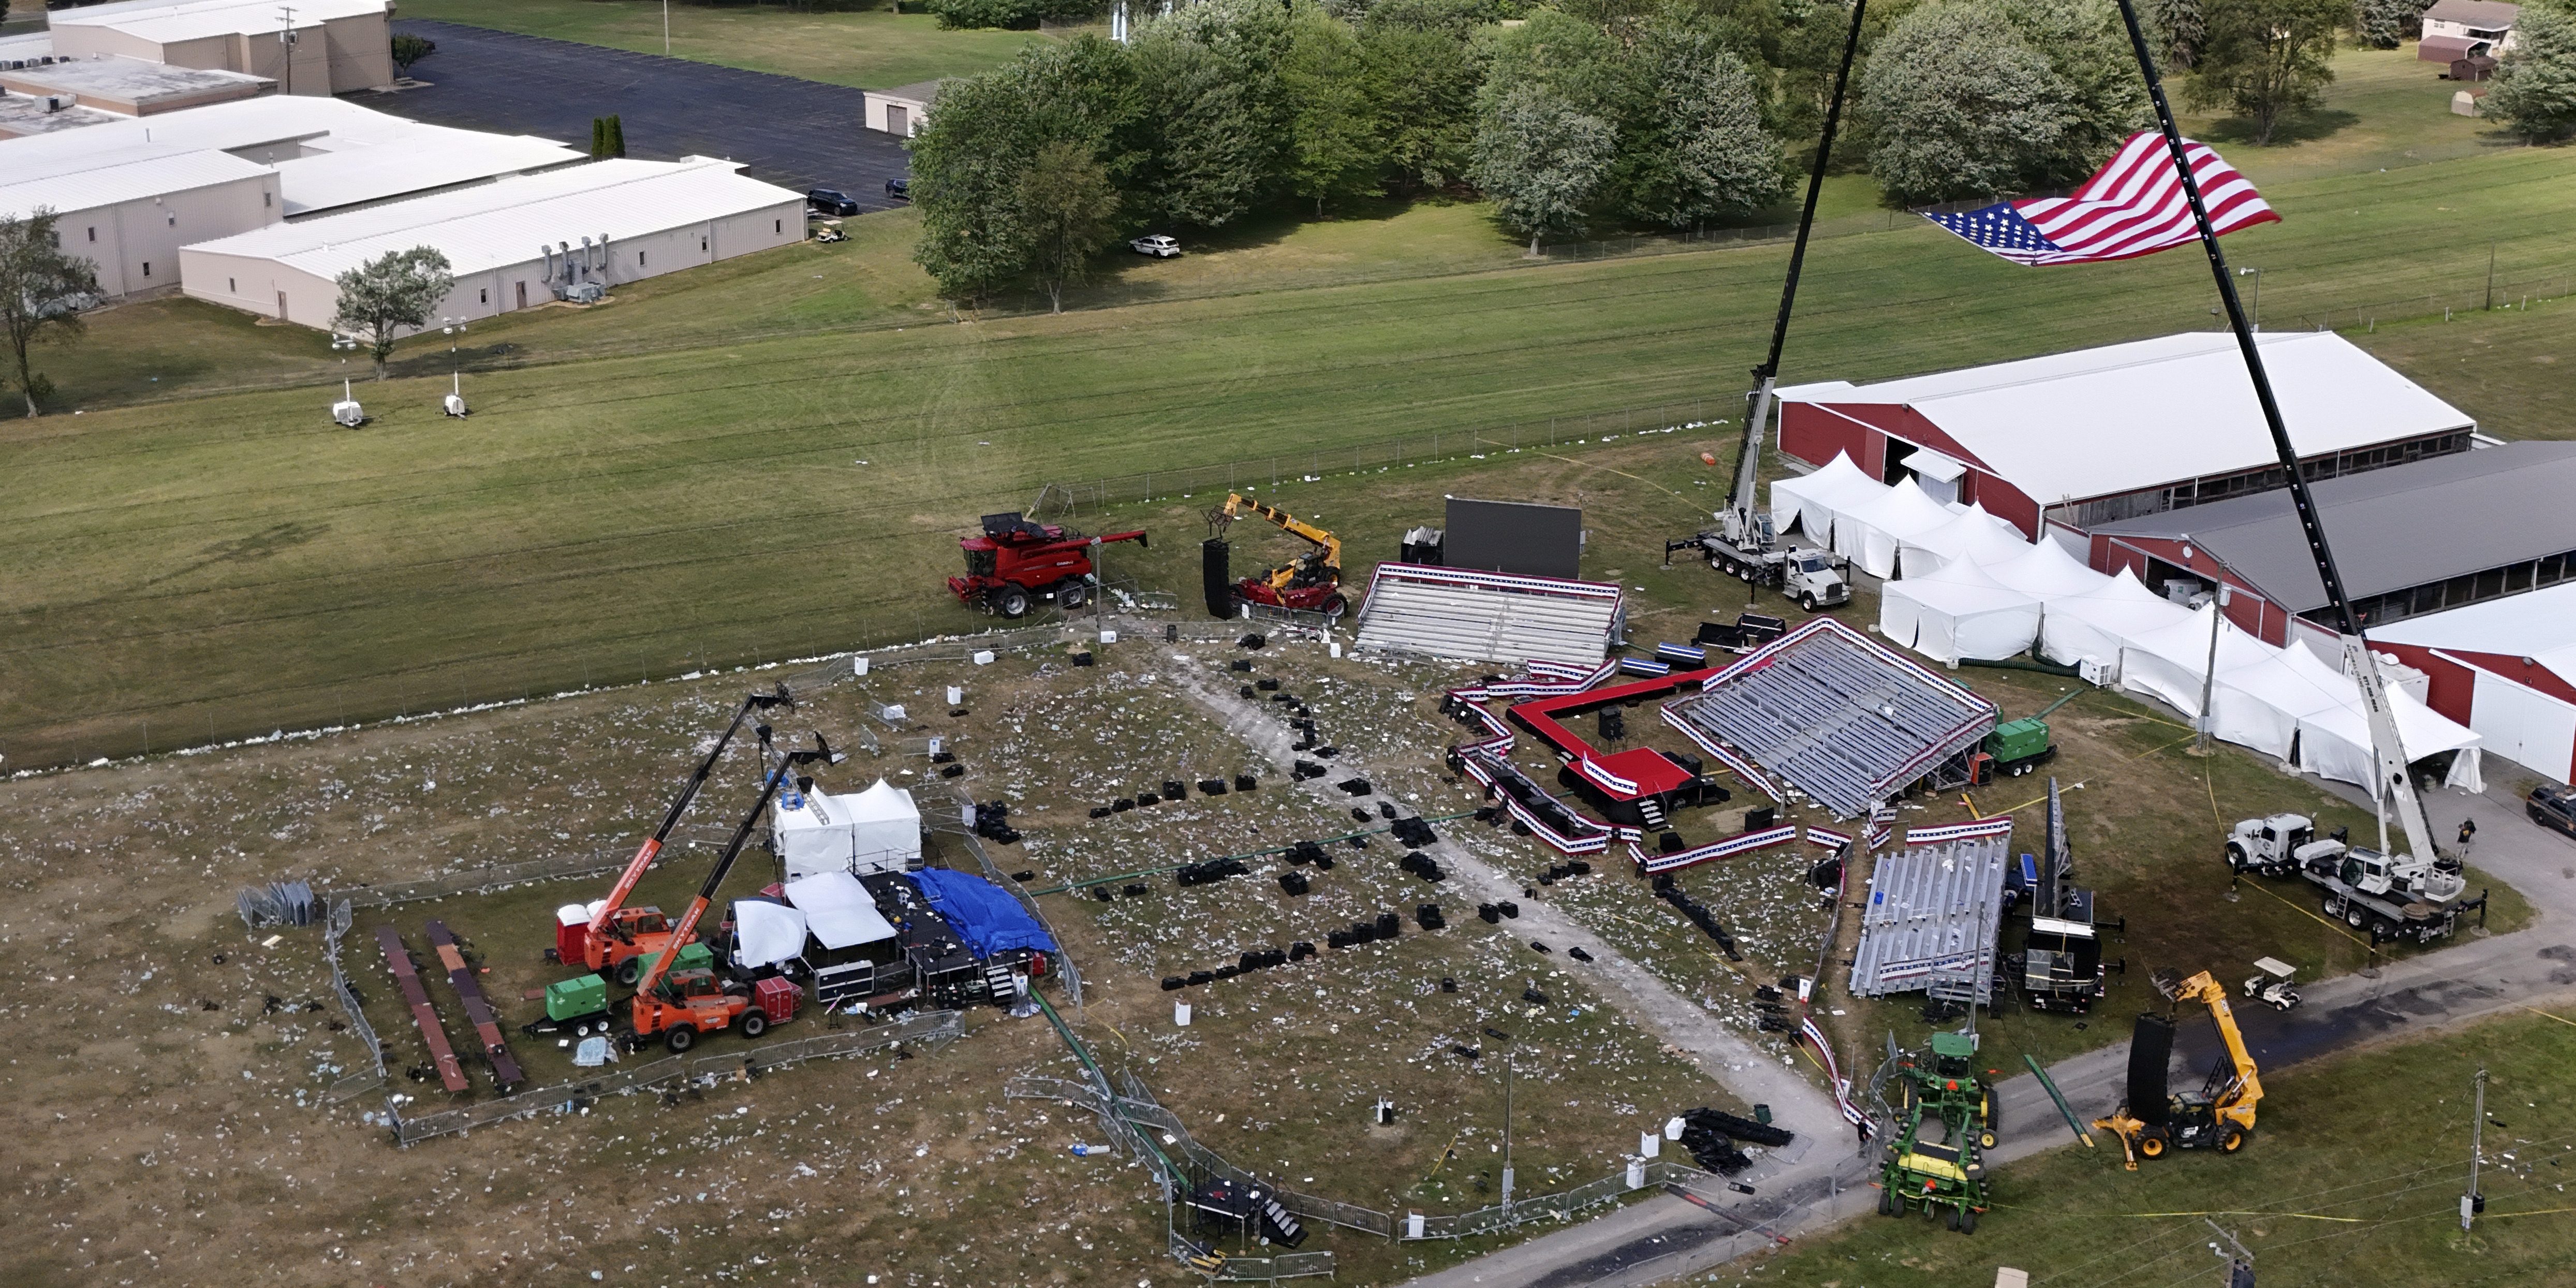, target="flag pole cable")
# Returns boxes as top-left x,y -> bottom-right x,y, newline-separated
2108,0 -> 2363,639
1730,0 -> 1867,518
